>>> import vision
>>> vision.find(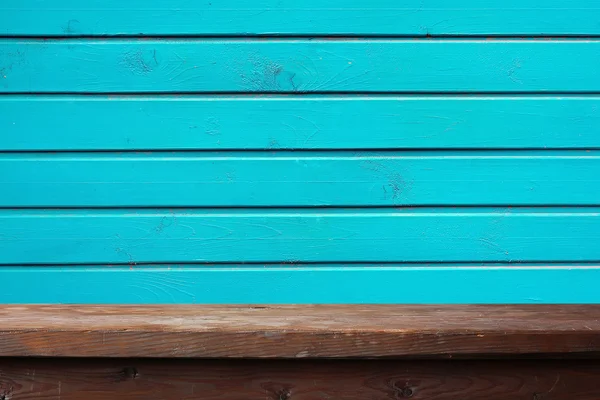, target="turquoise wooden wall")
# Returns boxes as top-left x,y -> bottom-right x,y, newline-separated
1,1 -> 599,303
